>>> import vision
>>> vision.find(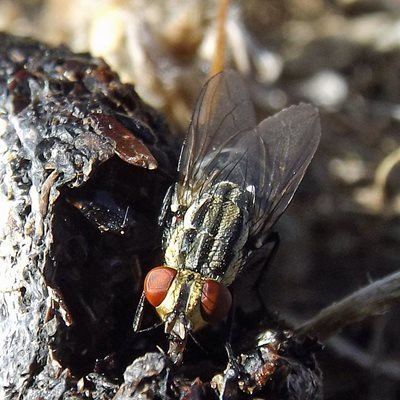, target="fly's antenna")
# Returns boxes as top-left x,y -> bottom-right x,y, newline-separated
210,0 -> 231,76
